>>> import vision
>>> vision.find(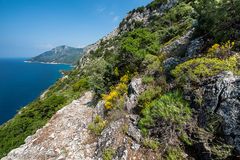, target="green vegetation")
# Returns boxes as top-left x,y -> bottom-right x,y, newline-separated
171,56 -> 240,84
142,75 -> 155,84
88,115 -> 107,136
139,91 -> 191,135
210,142 -> 233,159
206,41 -> 235,59
179,131 -> 192,146
149,2 -> 196,45
1,0 -> 240,159
102,148 -> 115,160
165,147 -> 185,160
0,94 -> 67,157
143,138 -> 160,151
138,86 -> 162,108
147,0 -> 168,10
194,0 -> 240,42
142,54 -> 165,74
72,77 -> 90,92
